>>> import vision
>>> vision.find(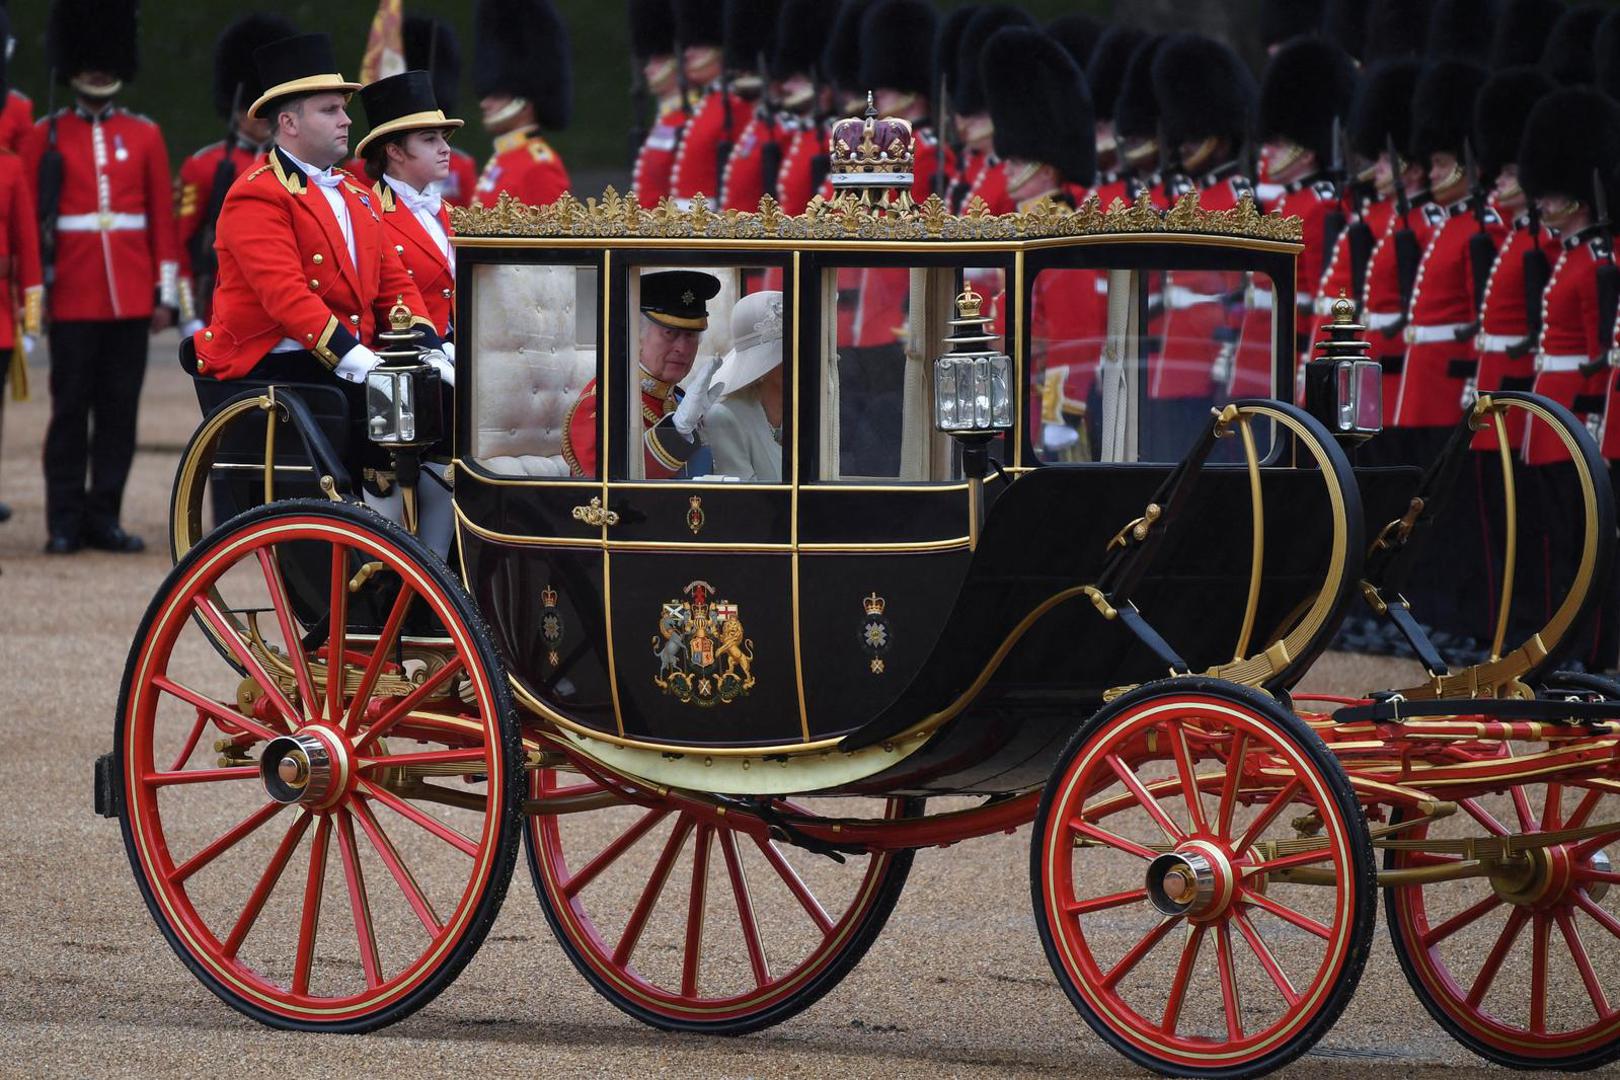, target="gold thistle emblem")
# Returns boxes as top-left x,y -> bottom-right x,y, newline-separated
652,579 -> 755,706
860,592 -> 890,674
541,584 -> 564,668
